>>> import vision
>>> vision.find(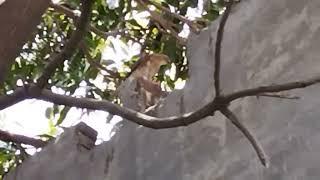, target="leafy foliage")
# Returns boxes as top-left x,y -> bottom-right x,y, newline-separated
0,143 -> 25,179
